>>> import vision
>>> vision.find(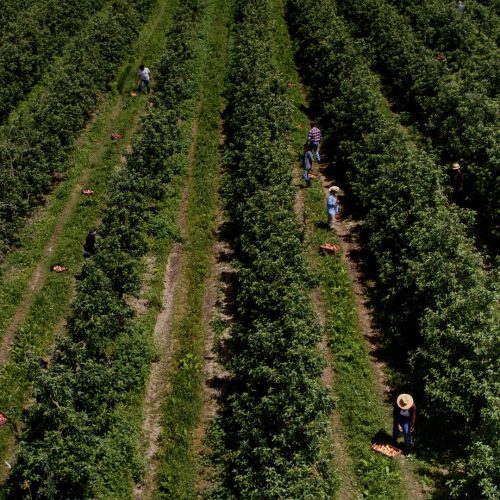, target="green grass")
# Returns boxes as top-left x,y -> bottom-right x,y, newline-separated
0,0 -> 179,485
154,0 -> 232,496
